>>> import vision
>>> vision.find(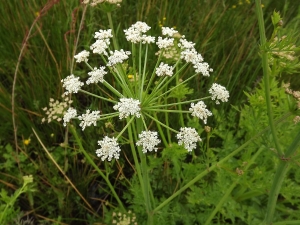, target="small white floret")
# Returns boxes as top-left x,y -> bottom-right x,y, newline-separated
78,109 -> 100,130
113,98 -> 141,119
209,83 -> 230,104
63,107 -> 77,126
61,74 -> 84,95
136,131 -> 161,153
74,50 -> 90,63
189,101 -> 212,124
177,127 -> 202,152
155,62 -> 174,77
96,136 -> 121,161
87,67 -> 107,84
